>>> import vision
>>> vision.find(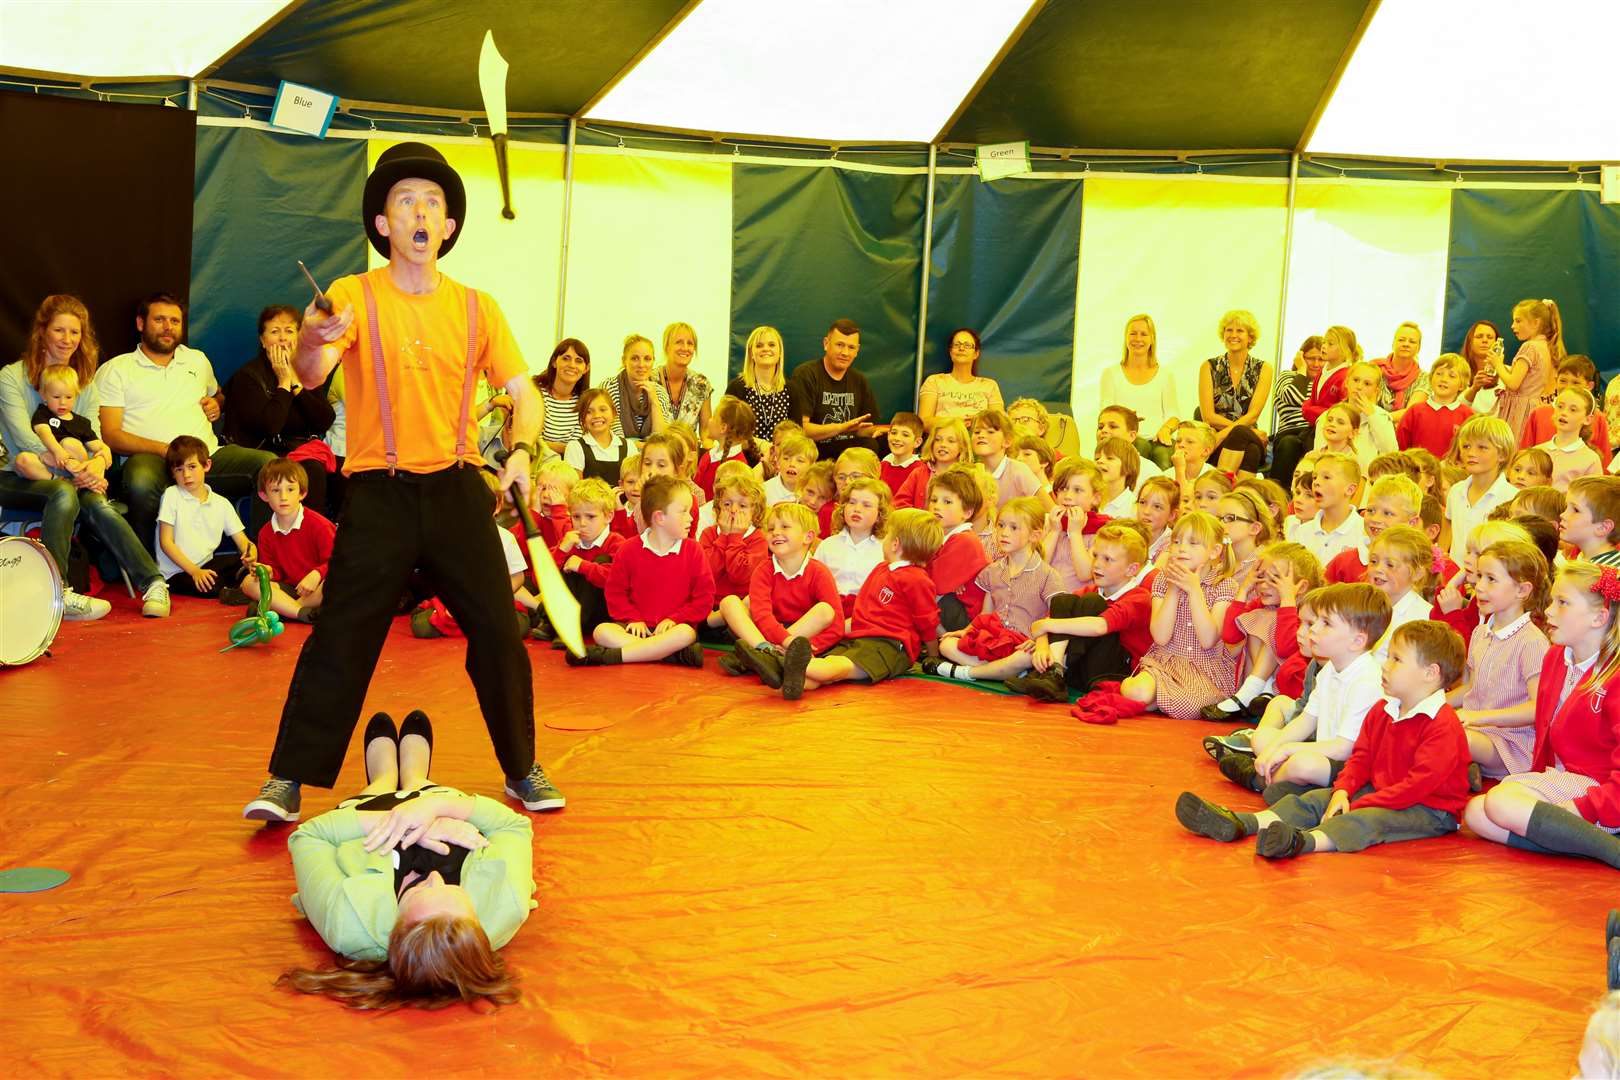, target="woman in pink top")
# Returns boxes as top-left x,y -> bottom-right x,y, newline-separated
918,328 -> 1004,431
